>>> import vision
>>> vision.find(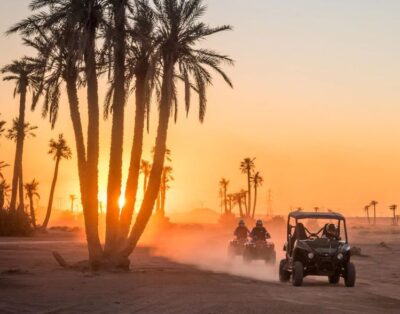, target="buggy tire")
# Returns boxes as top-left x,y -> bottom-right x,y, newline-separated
292,261 -> 303,287
344,262 -> 356,287
328,273 -> 340,284
279,259 -> 290,282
